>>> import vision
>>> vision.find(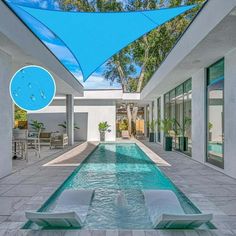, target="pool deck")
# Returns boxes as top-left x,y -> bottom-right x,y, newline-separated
0,140 -> 236,235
